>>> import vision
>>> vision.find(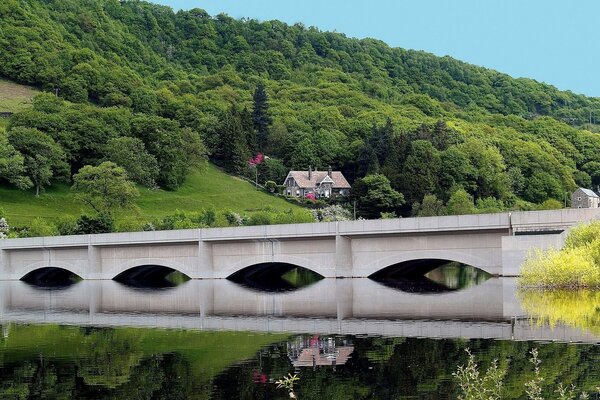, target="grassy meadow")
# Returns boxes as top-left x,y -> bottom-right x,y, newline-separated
1,163 -> 303,226
0,79 -> 37,113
